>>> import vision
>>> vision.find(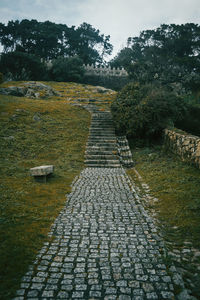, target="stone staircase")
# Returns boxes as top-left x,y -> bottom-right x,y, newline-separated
117,136 -> 134,168
85,109 -> 121,168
